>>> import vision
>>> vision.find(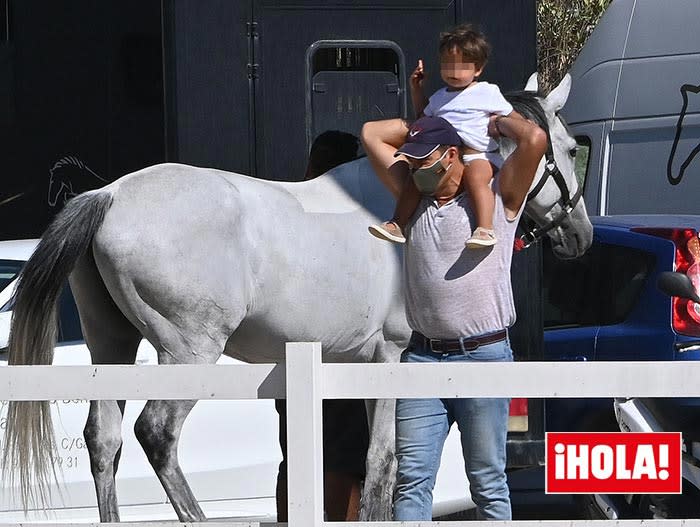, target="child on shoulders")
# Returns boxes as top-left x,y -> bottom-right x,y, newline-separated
368,24 -> 512,248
